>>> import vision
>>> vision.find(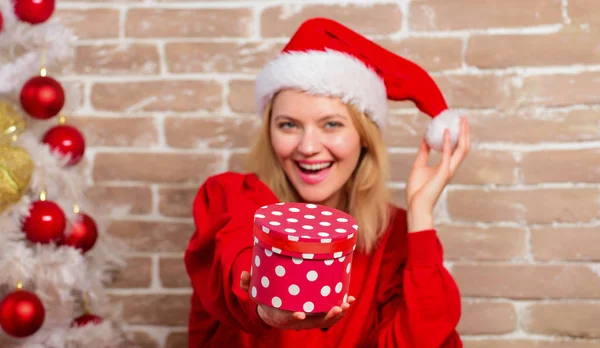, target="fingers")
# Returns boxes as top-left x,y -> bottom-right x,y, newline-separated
425,129 -> 452,194
449,117 -> 471,174
240,271 -> 250,292
261,296 -> 356,330
412,138 -> 430,169
465,117 -> 471,150
292,311 -> 306,320
321,296 -> 354,326
323,306 -> 343,321
440,129 -> 452,174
